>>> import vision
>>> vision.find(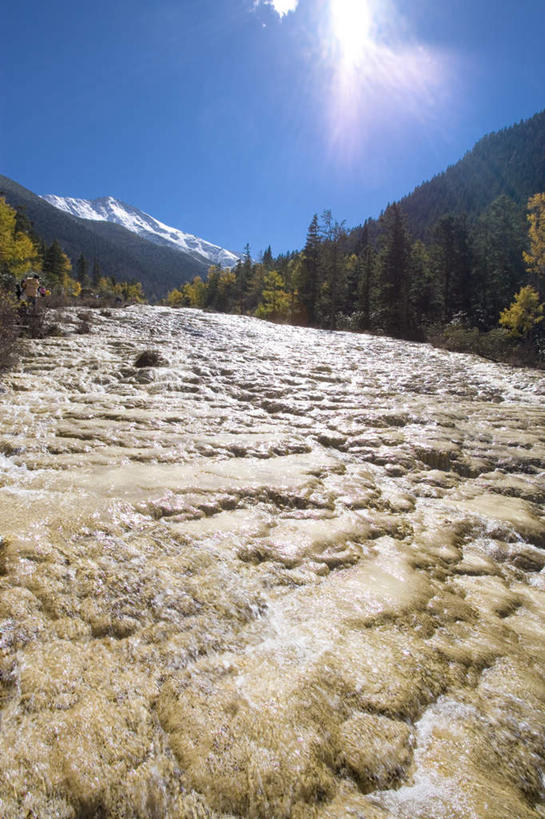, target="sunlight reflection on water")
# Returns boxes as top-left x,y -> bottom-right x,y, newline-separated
0,305 -> 544,818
